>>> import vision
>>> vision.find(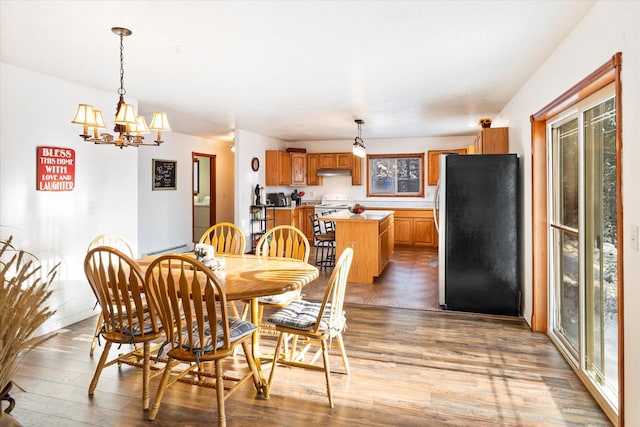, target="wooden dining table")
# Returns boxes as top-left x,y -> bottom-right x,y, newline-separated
135,253 -> 319,397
